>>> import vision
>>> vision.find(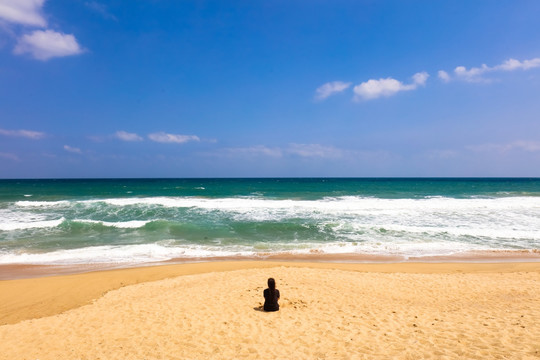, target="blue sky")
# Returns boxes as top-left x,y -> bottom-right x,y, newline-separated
1,0 -> 540,178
